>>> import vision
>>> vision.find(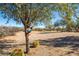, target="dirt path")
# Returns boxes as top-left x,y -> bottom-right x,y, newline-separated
3,31 -> 79,44
1,31 -> 79,56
